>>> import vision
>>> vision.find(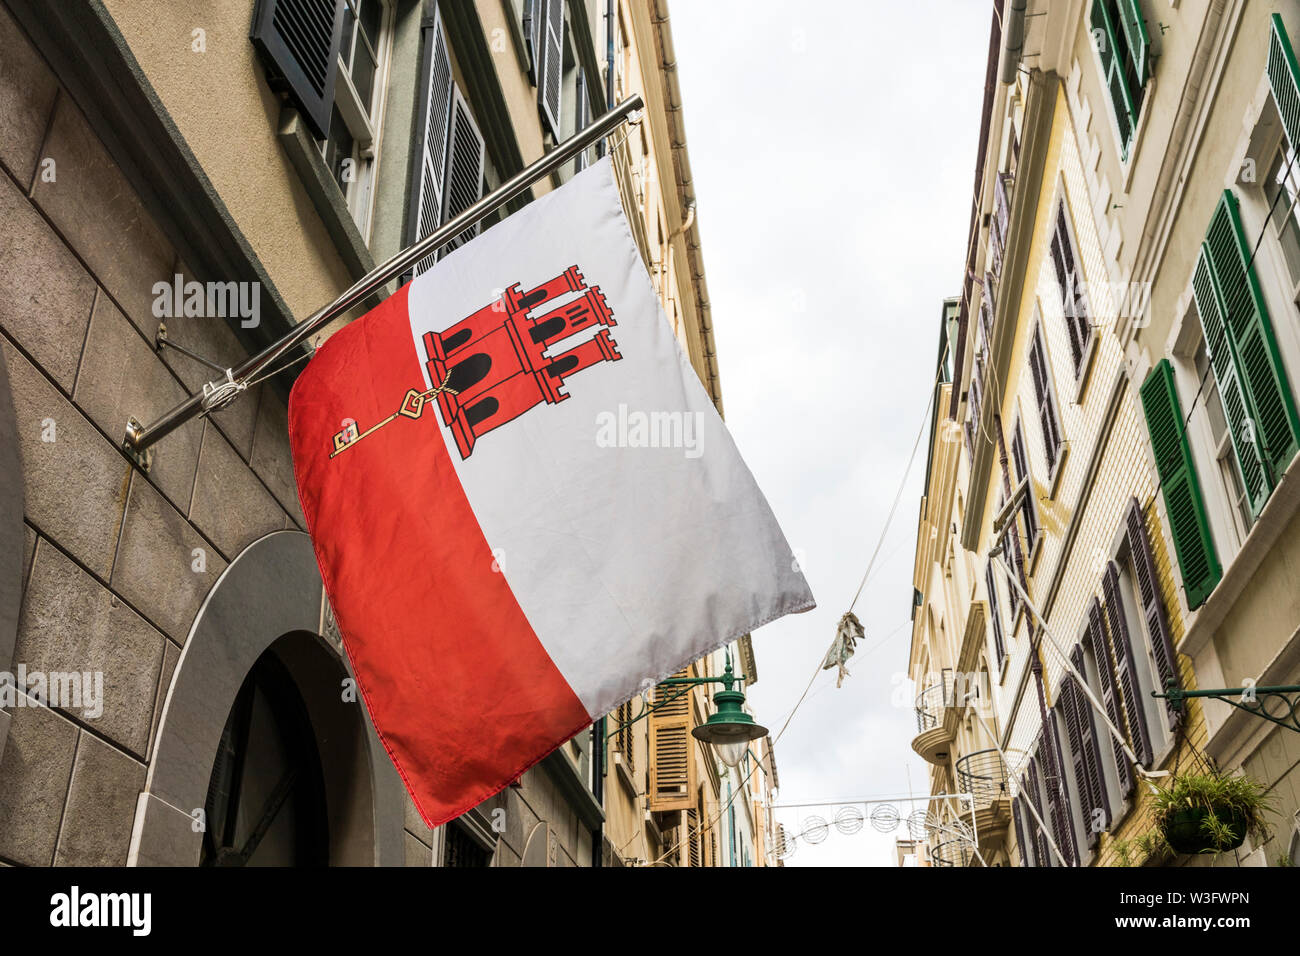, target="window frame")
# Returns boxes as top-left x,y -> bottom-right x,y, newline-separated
1088,0 -> 1152,165
320,0 -> 395,241
1027,316 -> 1066,489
